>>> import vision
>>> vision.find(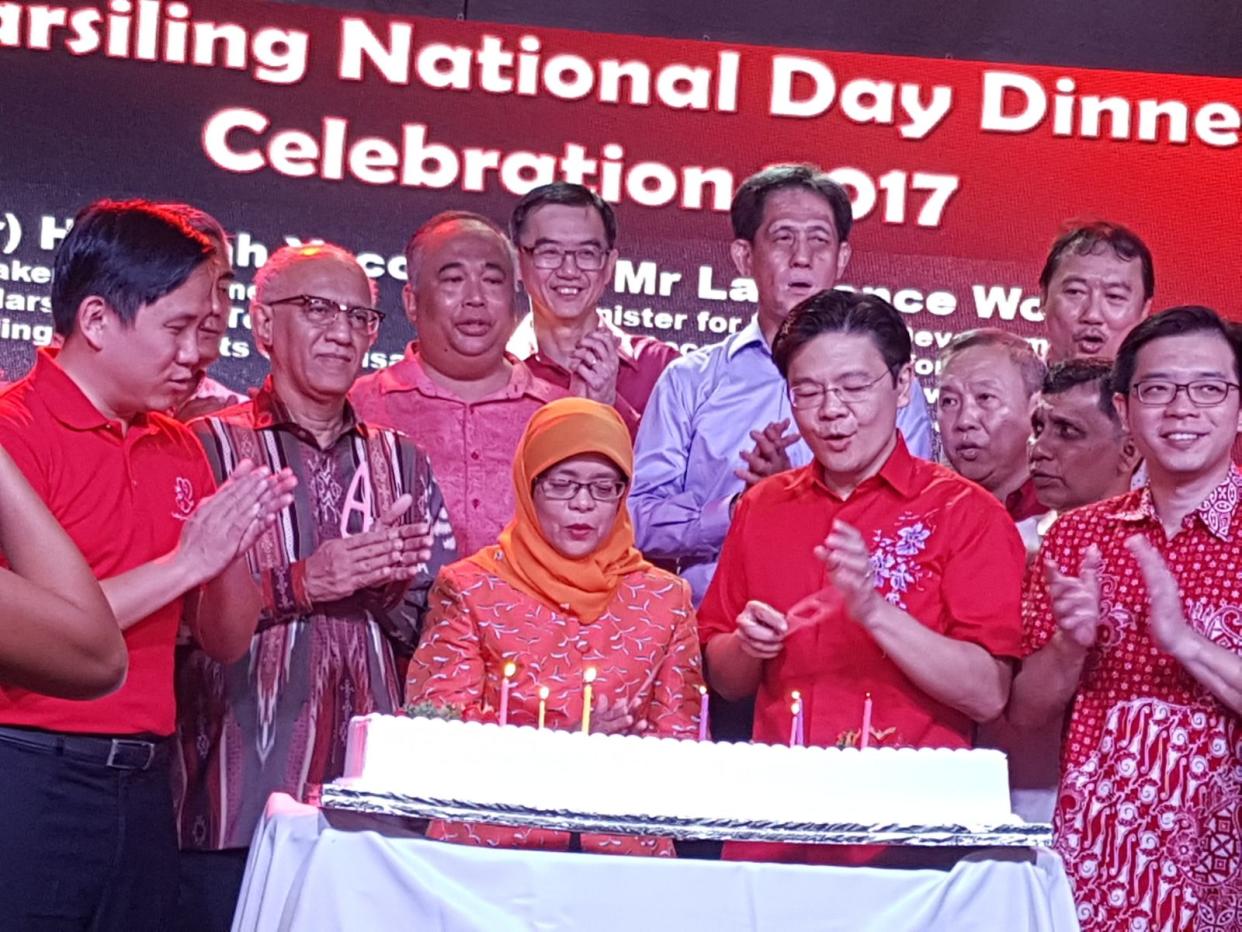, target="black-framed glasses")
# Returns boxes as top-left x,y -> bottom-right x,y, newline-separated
1131,378 -> 1239,407
519,244 -> 608,271
264,294 -> 385,334
787,370 -> 891,410
537,477 -> 627,502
